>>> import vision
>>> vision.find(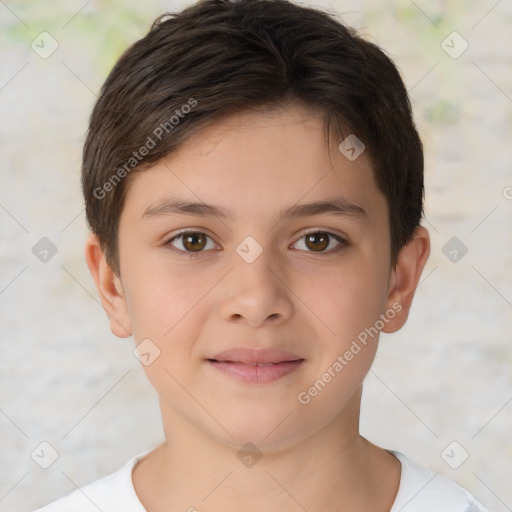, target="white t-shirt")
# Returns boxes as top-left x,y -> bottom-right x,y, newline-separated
33,450 -> 489,511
